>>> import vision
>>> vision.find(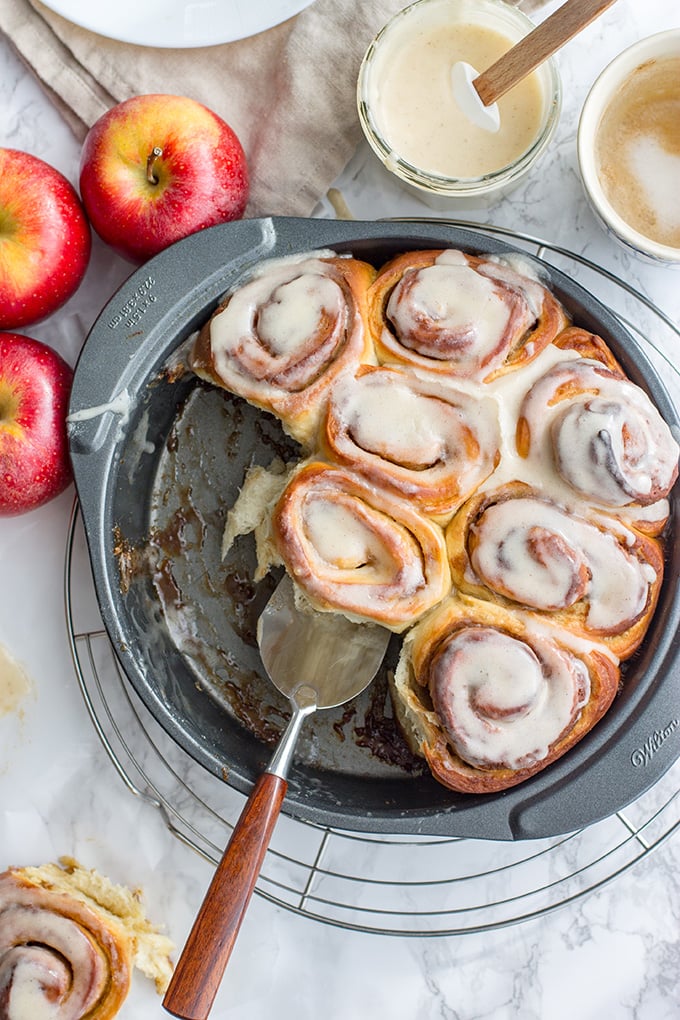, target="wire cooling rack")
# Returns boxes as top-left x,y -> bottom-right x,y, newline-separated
64,223 -> 680,937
